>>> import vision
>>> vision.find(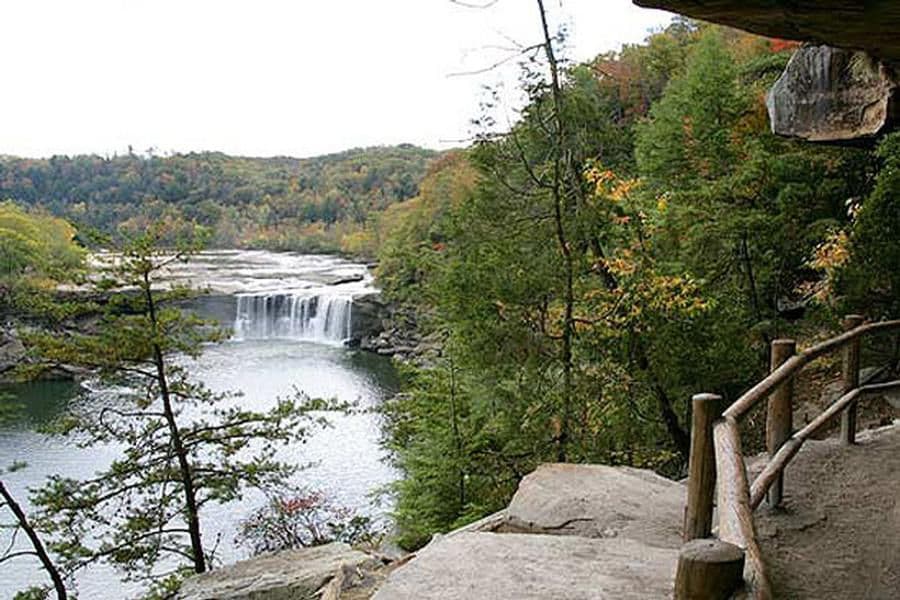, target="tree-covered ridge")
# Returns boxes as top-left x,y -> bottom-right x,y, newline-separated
0,144 -> 438,253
